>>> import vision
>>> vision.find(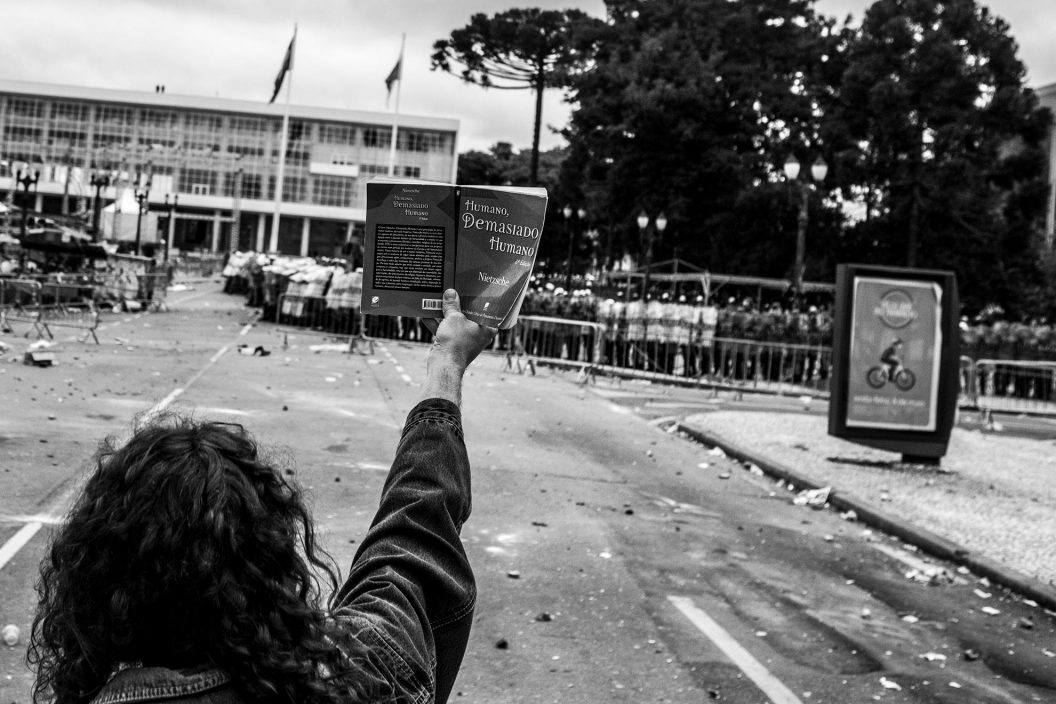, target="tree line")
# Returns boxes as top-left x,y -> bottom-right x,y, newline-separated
432,0 -> 1054,320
